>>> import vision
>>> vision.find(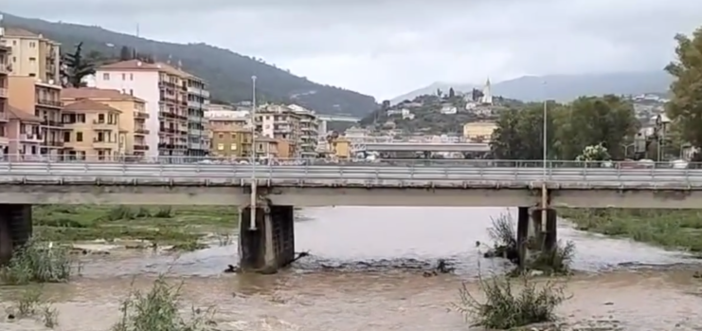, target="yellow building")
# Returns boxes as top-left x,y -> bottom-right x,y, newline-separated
7,76 -> 64,157
210,126 -> 278,159
463,121 -> 497,142
61,99 -> 125,160
331,137 -> 351,159
62,88 -> 149,158
1,27 -> 61,85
